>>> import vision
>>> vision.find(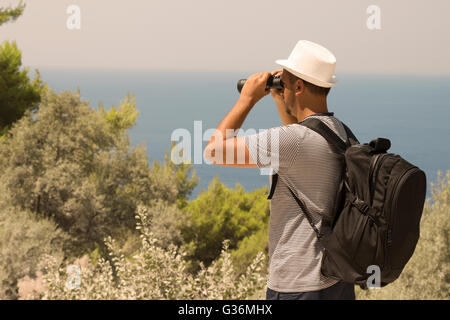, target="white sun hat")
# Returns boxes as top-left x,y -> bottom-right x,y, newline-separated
276,40 -> 338,88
